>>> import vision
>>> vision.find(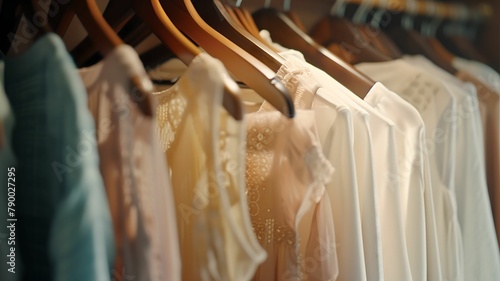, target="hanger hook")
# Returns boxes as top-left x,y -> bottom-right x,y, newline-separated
402,13 -> 415,30
235,0 -> 243,7
264,0 -> 271,9
330,0 -> 347,17
421,18 -> 442,37
283,0 -> 291,12
370,9 -> 387,29
353,0 -> 372,24
402,1 -> 417,30
423,1 -> 441,37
